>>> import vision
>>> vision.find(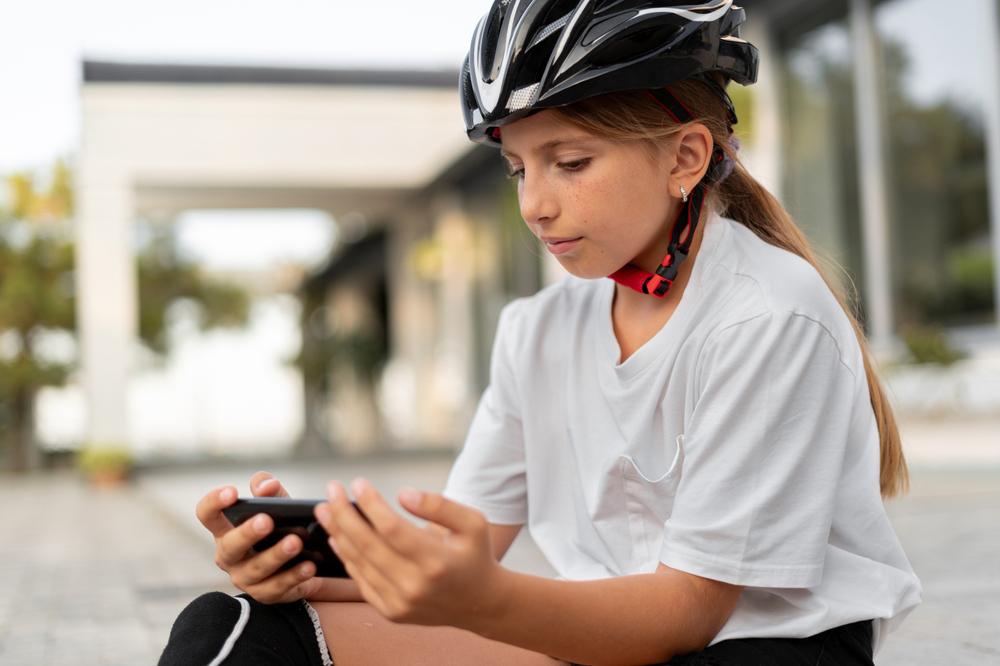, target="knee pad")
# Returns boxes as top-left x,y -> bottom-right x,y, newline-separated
158,591 -> 332,666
